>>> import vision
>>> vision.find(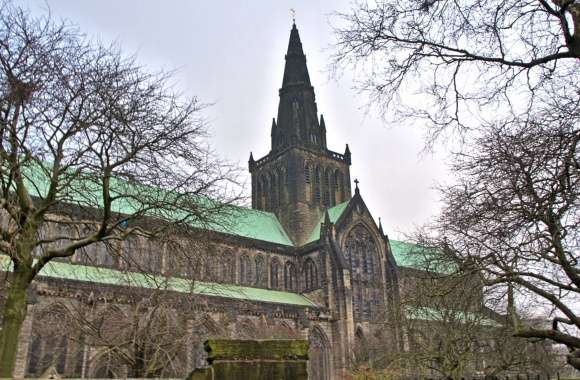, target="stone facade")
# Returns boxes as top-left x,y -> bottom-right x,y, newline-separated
2,22 -> 411,380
